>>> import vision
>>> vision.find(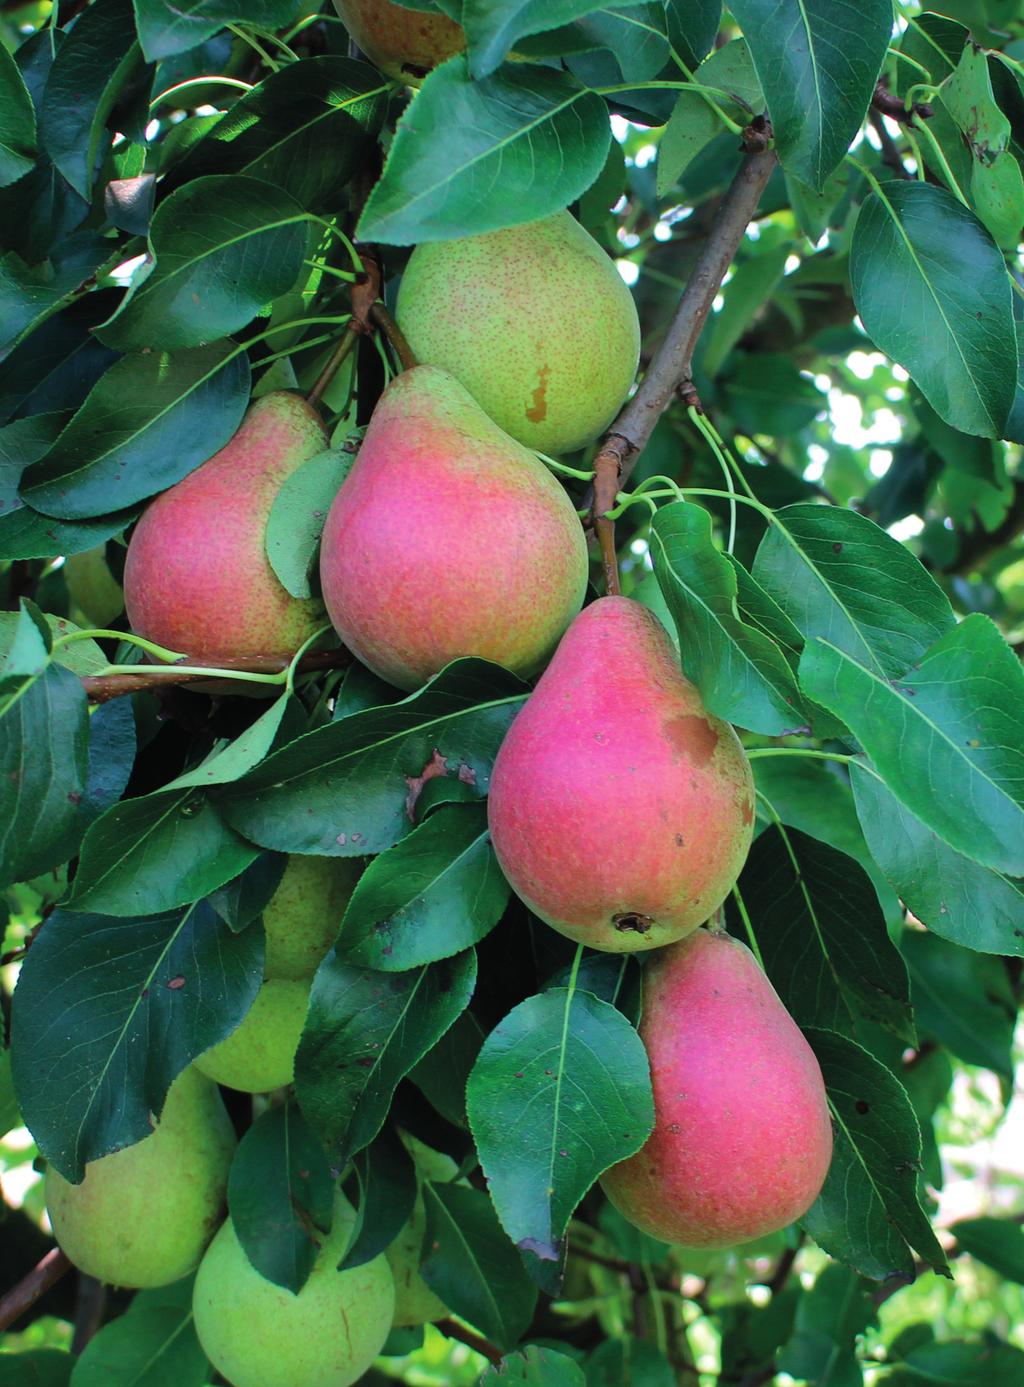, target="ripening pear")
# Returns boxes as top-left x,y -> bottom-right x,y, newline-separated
123,391 -> 328,662
263,855 -> 360,982
194,978 -> 308,1092
387,1133 -> 458,1327
488,597 -> 755,952
396,212 -> 641,455
332,0 -> 463,82
194,1188 -> 394,1387
319,366 -> 588,690
45,1067 -> 235,1287
601,929 -> 833,1246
